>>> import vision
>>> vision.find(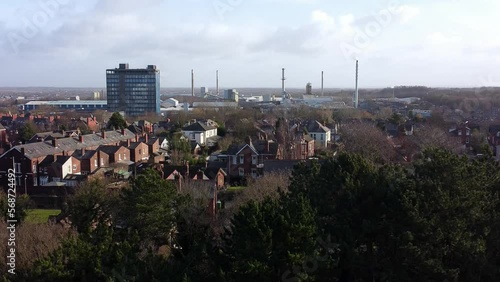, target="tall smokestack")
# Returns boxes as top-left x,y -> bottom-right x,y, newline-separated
216,70 -> 219,96
281,68 -> 286,93
354,60 -> 359,108
321,71 -> 324,96
191,69 -> 194,97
